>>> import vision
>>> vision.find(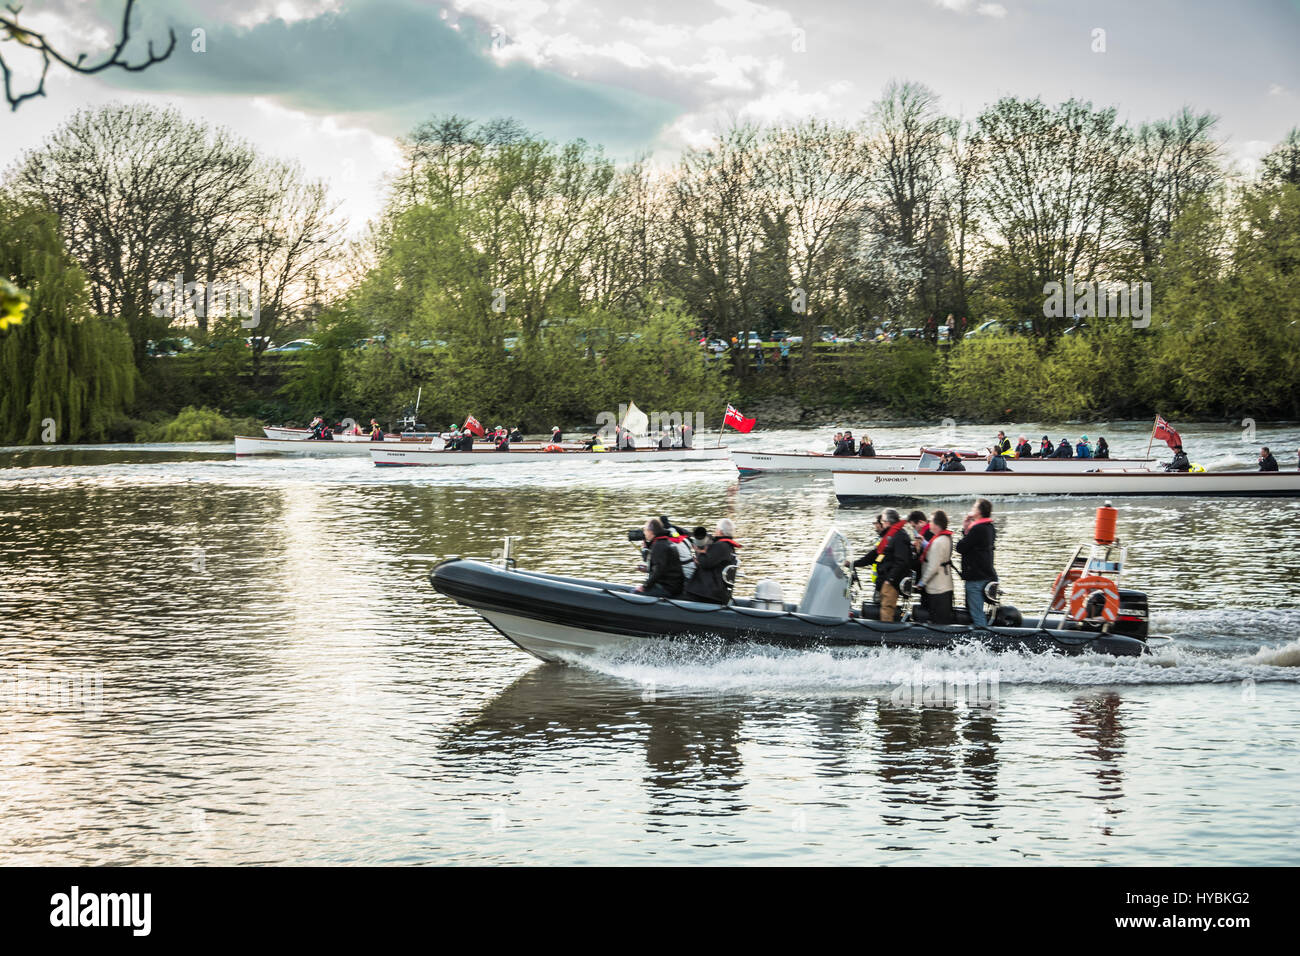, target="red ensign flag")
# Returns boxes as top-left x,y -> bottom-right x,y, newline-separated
724,404 -> 756,433
1153,415 -> 1180,449
464,415 -> 485,437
